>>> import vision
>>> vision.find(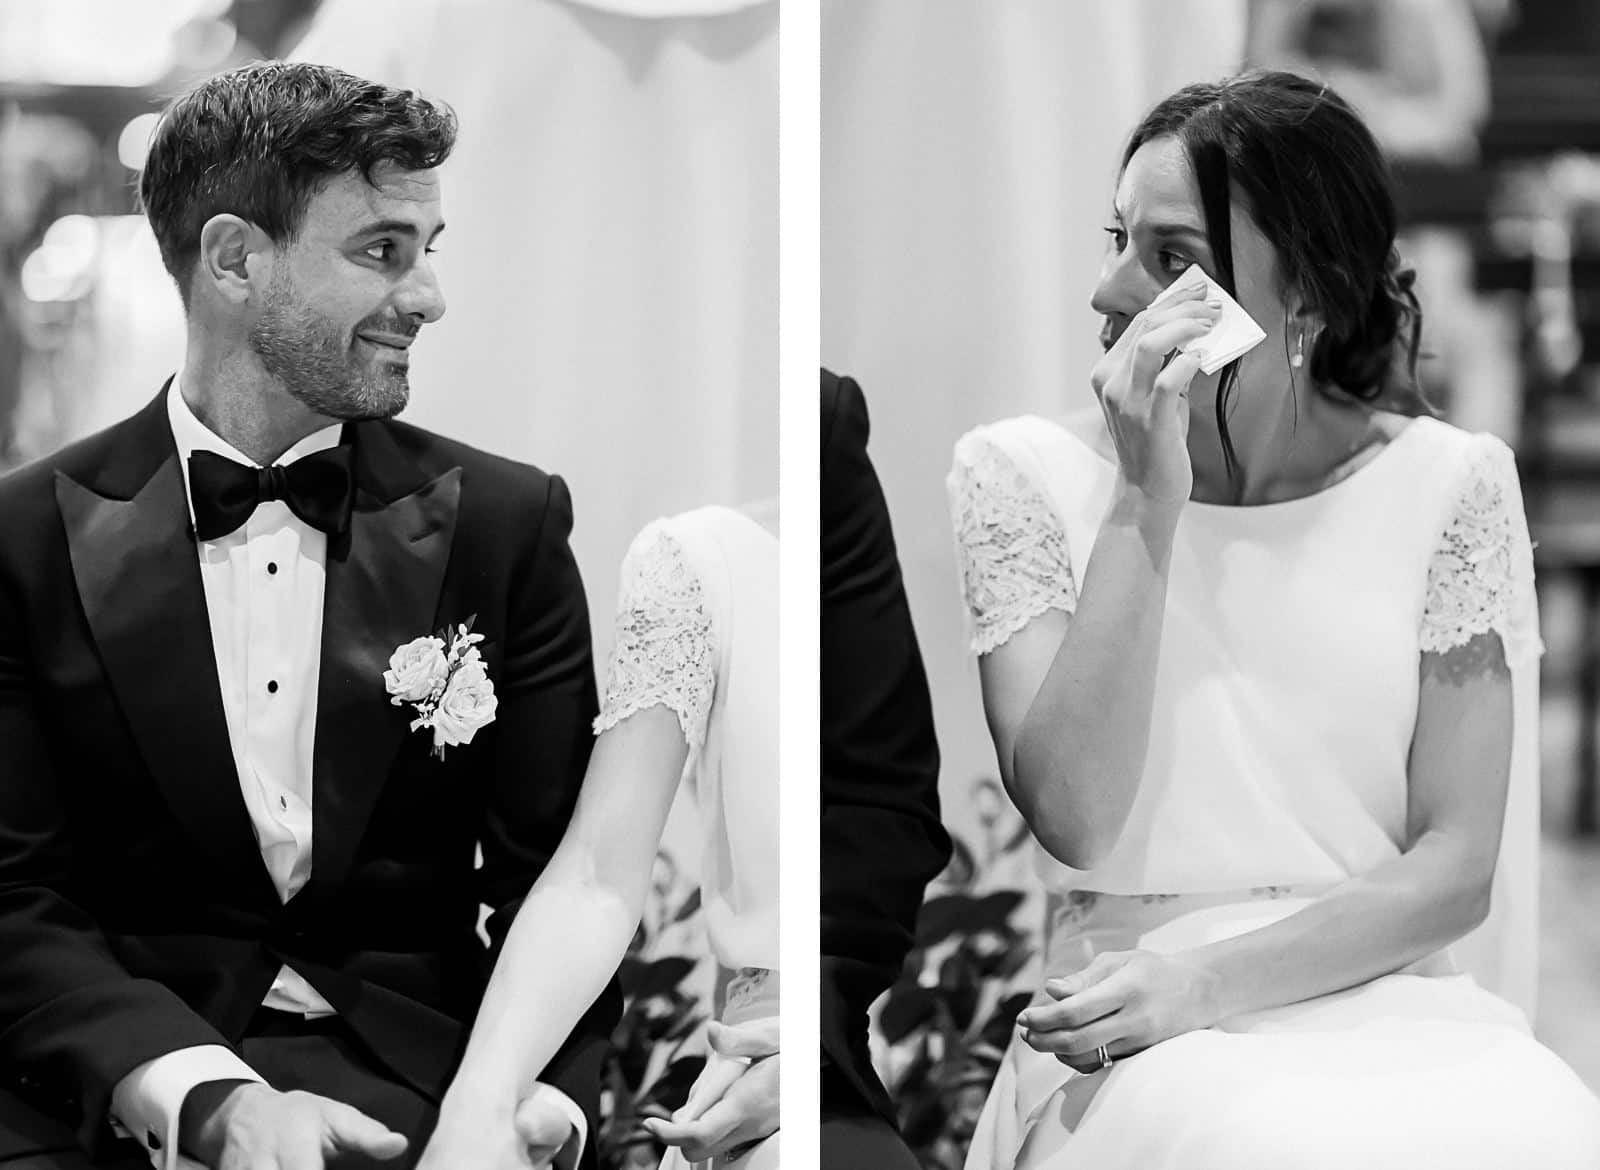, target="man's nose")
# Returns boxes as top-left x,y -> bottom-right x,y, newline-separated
398,255 -> 446,325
